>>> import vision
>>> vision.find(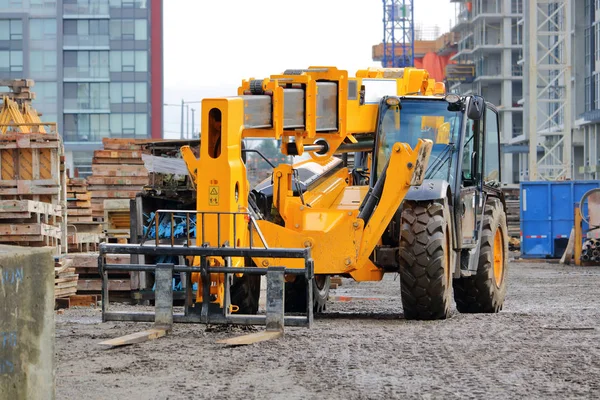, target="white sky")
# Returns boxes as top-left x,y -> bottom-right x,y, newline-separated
163,0 -> 456,138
